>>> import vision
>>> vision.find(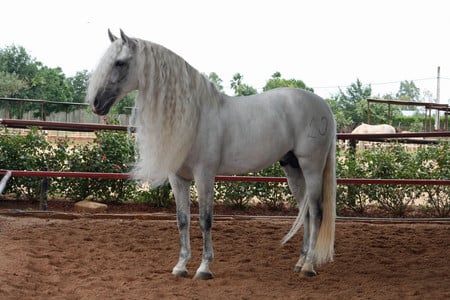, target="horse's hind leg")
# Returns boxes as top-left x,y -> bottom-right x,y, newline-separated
299,169 -> 324,277
169,174 -> 192,278
282,152 -> 325,277
281,159 -> 310,273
